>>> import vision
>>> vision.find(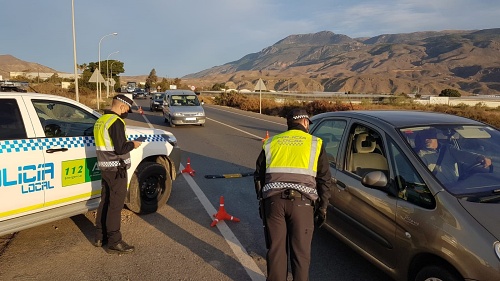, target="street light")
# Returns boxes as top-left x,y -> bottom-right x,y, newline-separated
106,51 -> 119,98
71,0 -> 79,102
97,32 -> 117,110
